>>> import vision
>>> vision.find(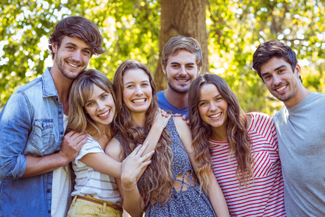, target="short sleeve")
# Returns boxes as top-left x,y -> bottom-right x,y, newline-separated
75,136 -> 103,167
